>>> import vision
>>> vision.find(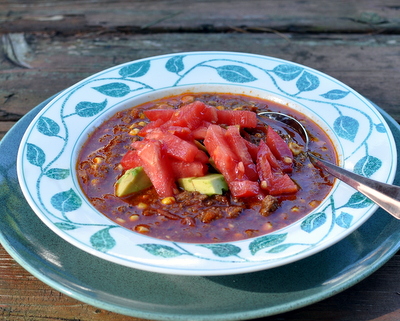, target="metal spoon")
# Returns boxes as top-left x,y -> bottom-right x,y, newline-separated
257,111 -> 400,220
